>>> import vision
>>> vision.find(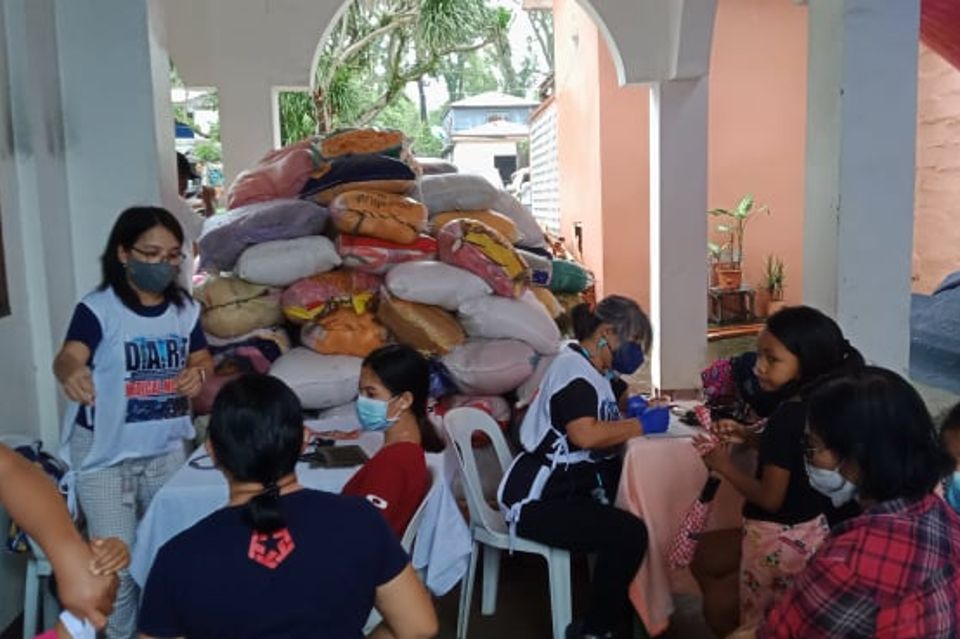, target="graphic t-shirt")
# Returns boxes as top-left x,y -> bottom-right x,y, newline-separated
139,489 -> 408,639
342,442 -> 429,538
64,299 -> 206,429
